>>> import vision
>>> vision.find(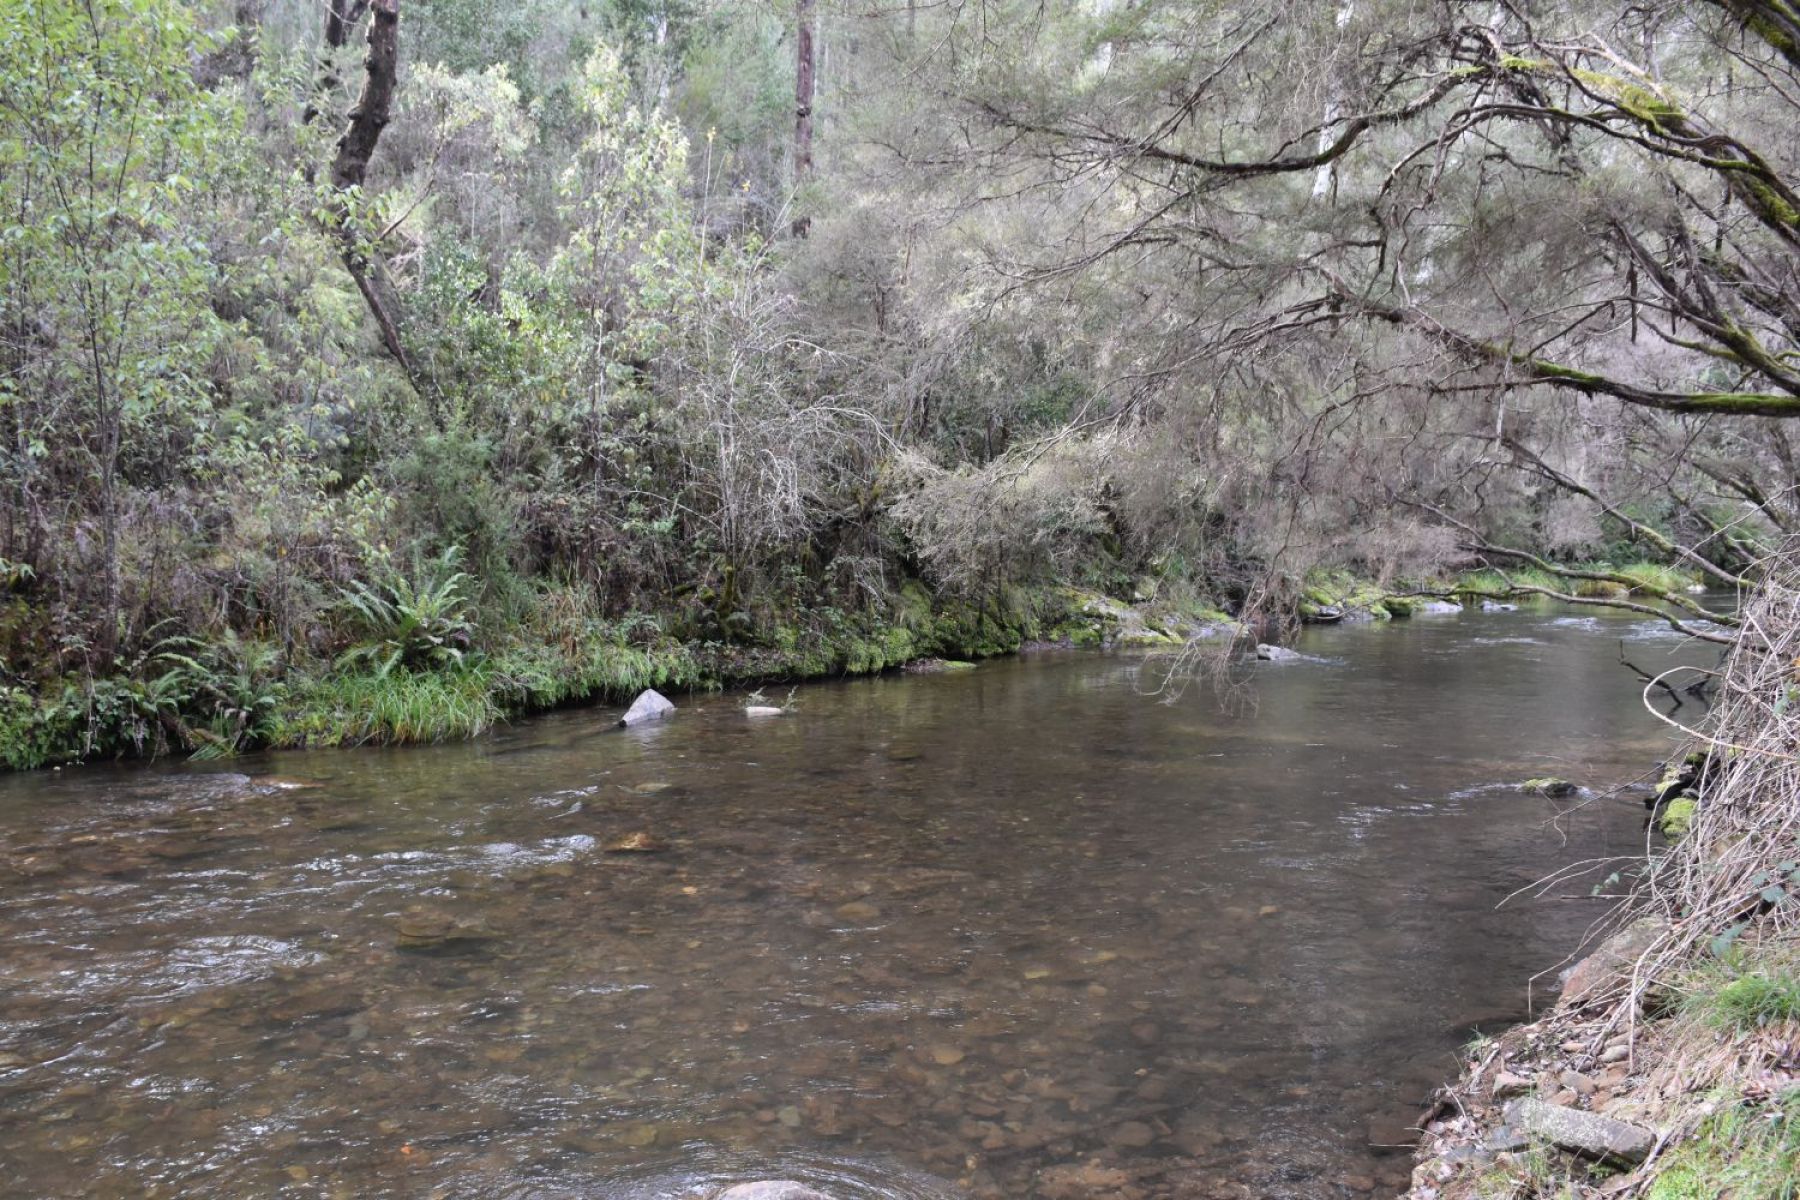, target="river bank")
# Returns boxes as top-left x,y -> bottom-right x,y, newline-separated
1404,573 -> 1799,1200
0,559 -> 1703,772
0,581 -> 1242,771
